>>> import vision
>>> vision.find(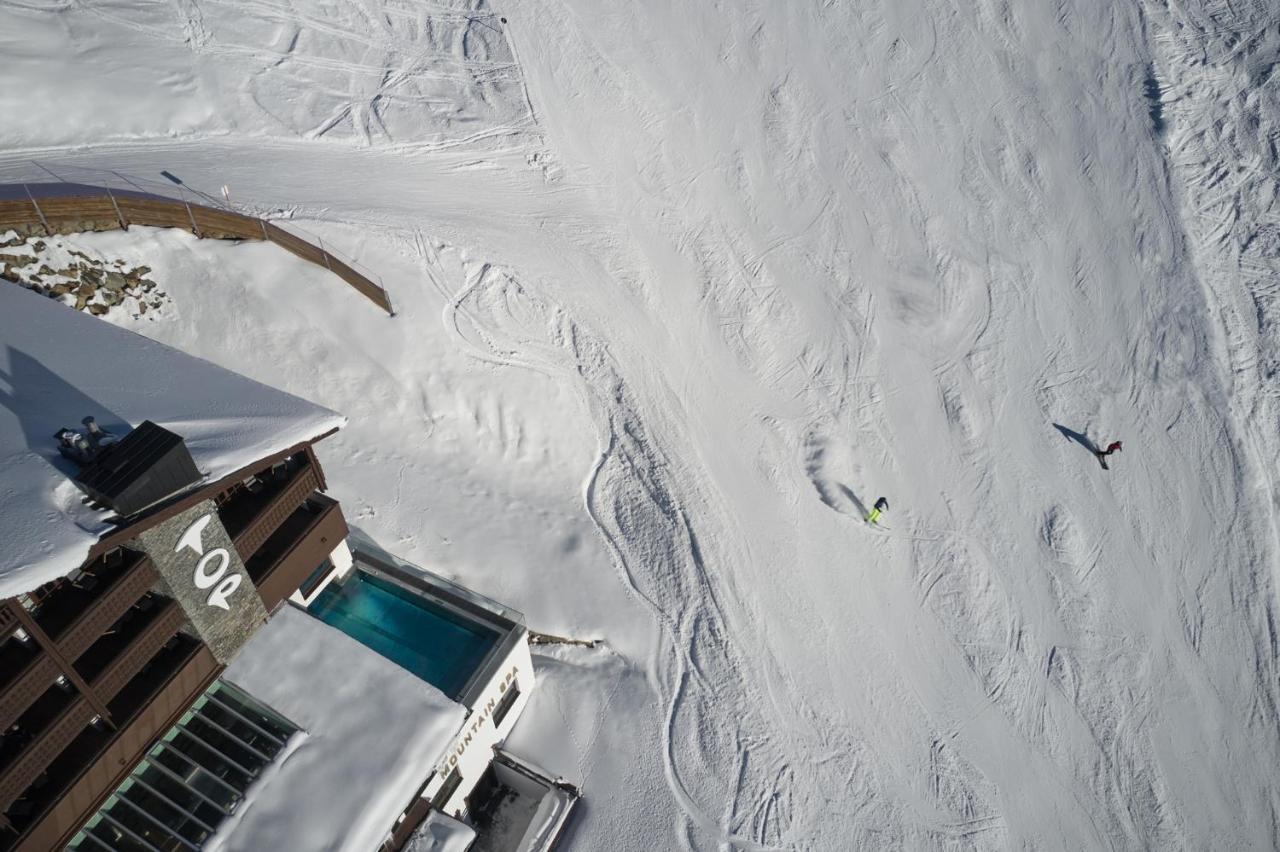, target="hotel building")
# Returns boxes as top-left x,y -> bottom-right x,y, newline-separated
0,284 -> 575,851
